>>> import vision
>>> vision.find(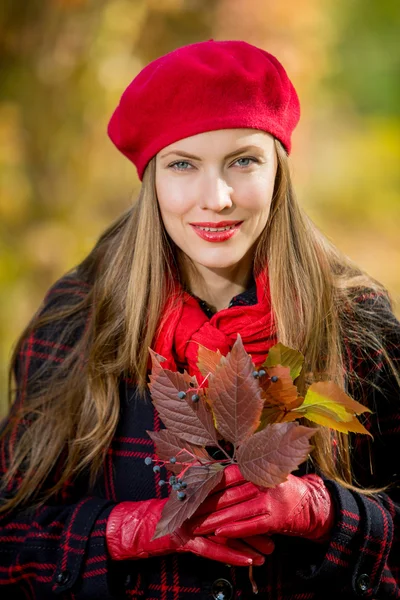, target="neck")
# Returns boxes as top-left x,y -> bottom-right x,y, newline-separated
180,254 -> 255,313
